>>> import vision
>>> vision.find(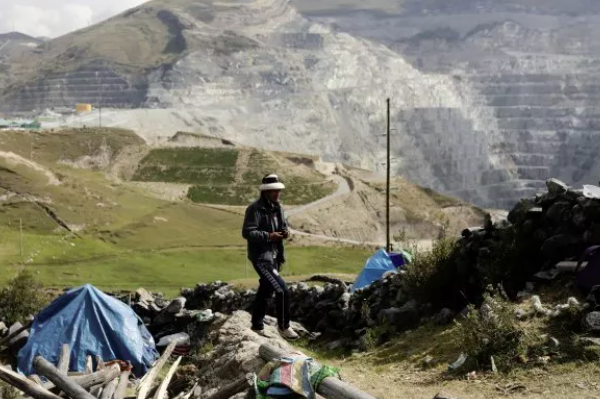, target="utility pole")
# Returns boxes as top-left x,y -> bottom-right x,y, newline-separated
386,98 -> 391,253
19,218 -> 23,259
